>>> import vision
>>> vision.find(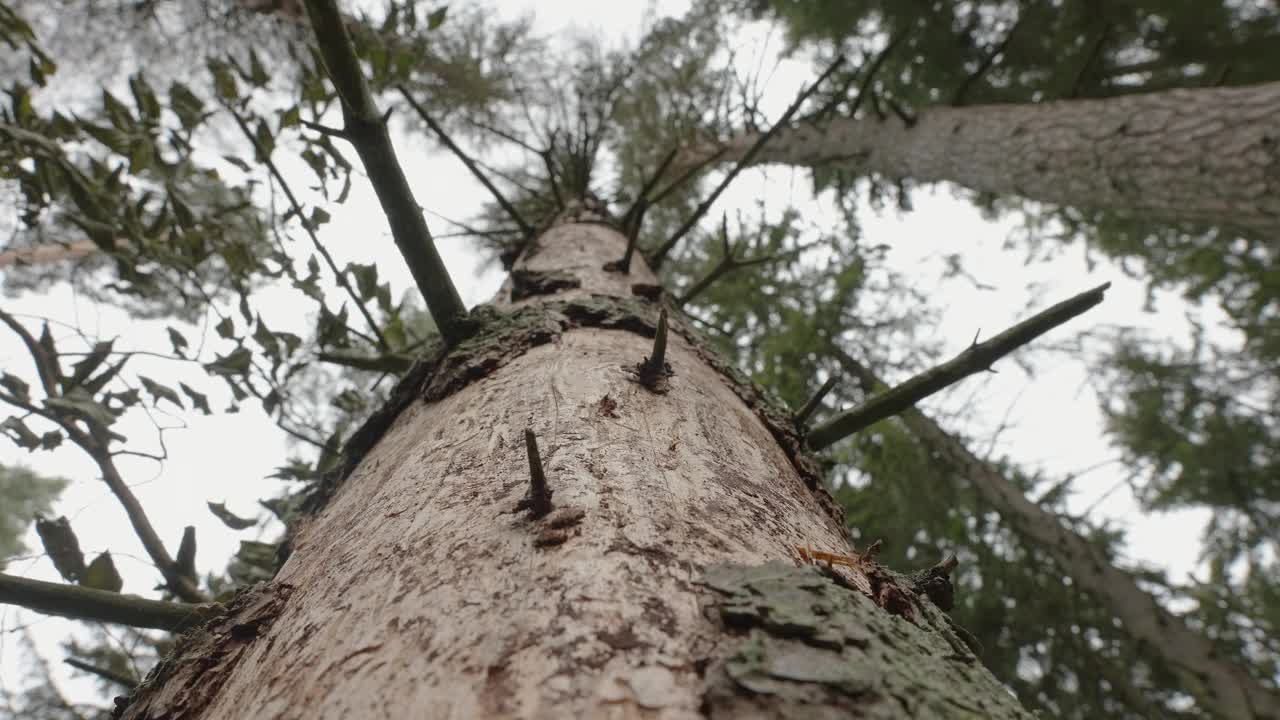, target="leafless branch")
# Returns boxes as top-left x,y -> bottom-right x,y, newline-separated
649,55 -> 845,269
808,282 -> 1112,449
